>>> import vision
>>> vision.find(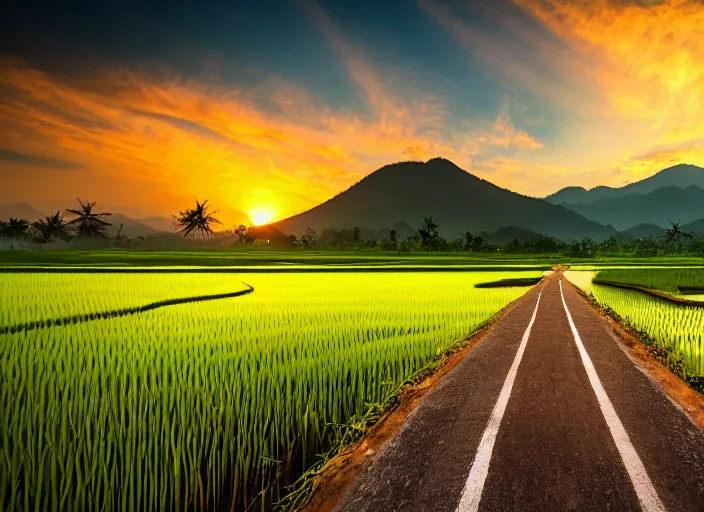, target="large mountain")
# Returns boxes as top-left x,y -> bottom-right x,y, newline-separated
560,185 -> 704,230
481,226 -> 543,245
273,158 -> 615,241
546,164 -> 704,205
